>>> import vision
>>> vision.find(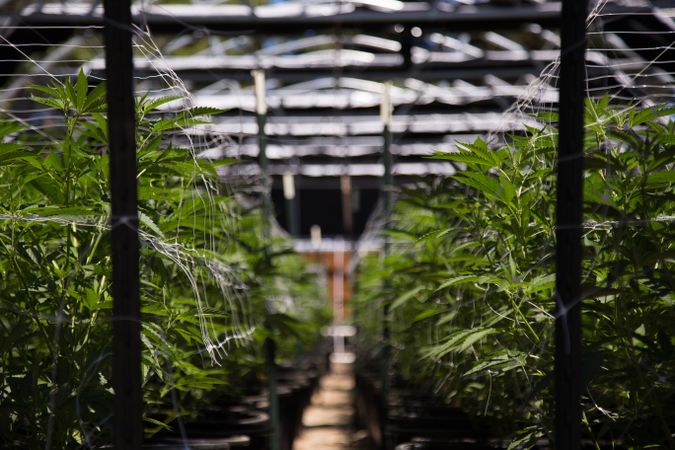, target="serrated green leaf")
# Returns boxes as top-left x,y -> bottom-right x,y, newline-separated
390,286 -> 425,311
138,210 -> 165,239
